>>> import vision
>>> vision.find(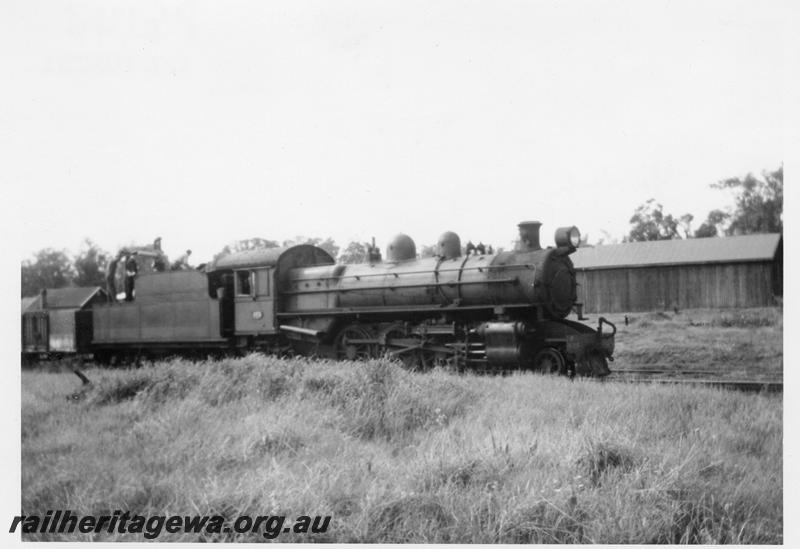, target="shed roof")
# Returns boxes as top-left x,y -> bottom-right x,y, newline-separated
23,286 -> 107,310
571,233 -> 782,270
